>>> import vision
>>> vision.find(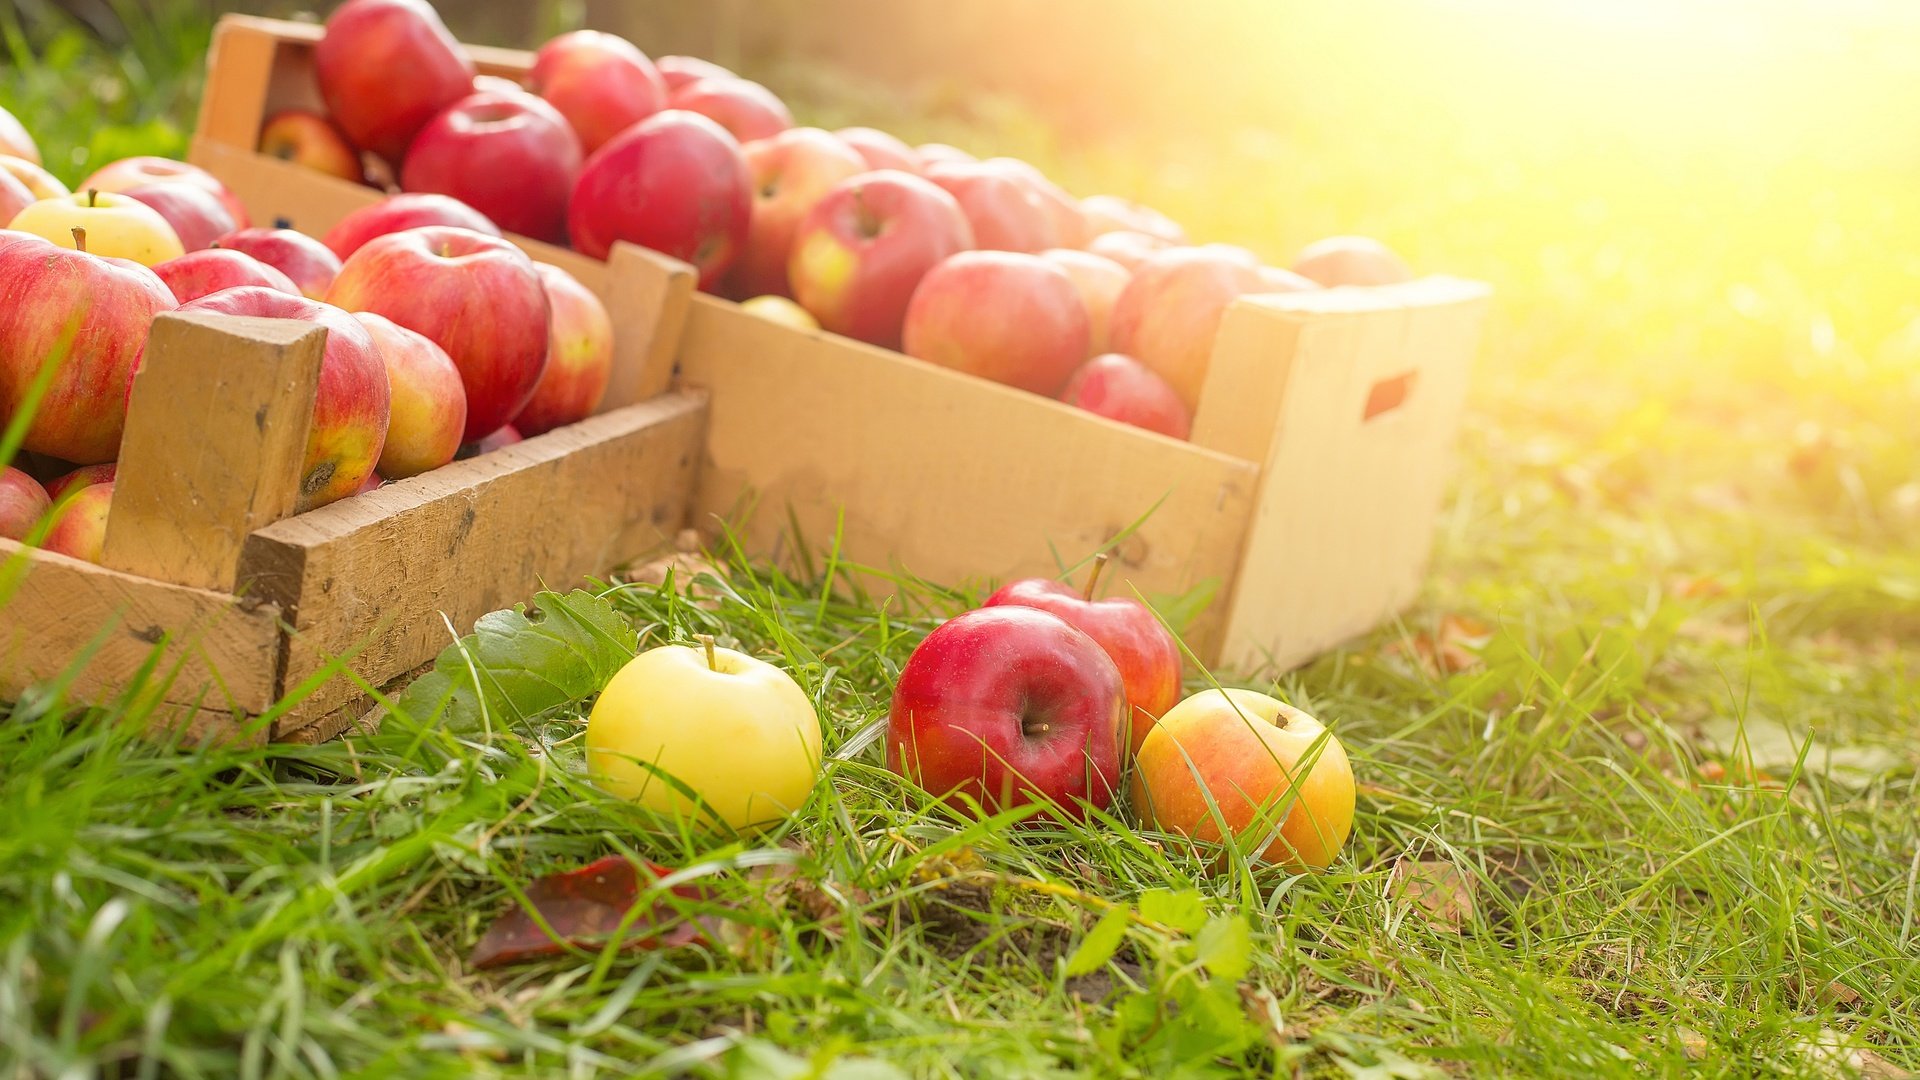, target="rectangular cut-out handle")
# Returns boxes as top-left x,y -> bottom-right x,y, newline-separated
1364,369 -> 1418,421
